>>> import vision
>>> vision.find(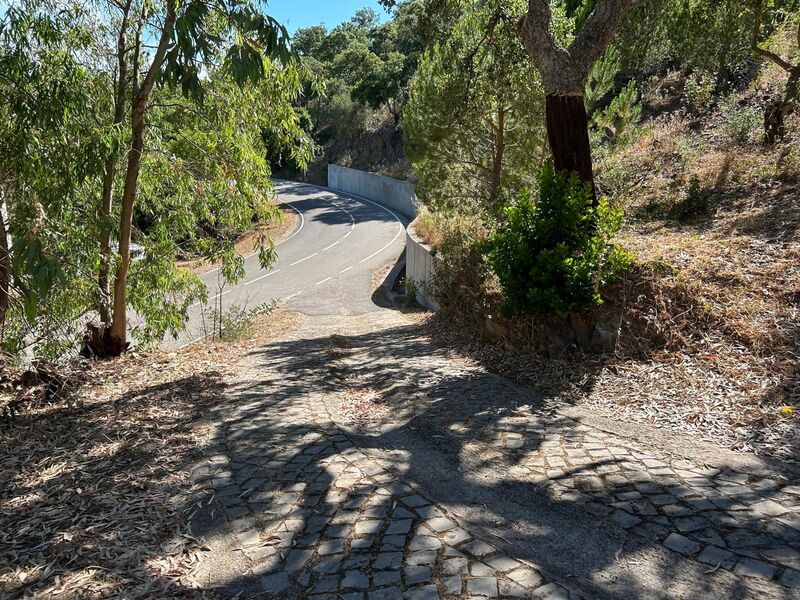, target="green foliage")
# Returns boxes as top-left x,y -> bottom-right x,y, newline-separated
586,46 -> 620,114
0,0 -> 310,358
720,93 -> 762,143
593,81 -> 642,143
487,163 -> 632,316
201,300 -> 277,342
684,70 -> 716,111
404,0 -> 546,211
